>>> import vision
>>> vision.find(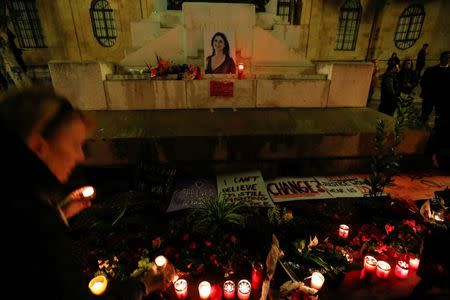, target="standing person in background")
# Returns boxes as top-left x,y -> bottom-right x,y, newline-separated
378,63 -> 400,116
398,58 -> 419,96
367,58 -> 381,106
0,86 -> 176,299
420,51 -> 450,169
387,52 -> 400,68
416,43 -> 429,78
